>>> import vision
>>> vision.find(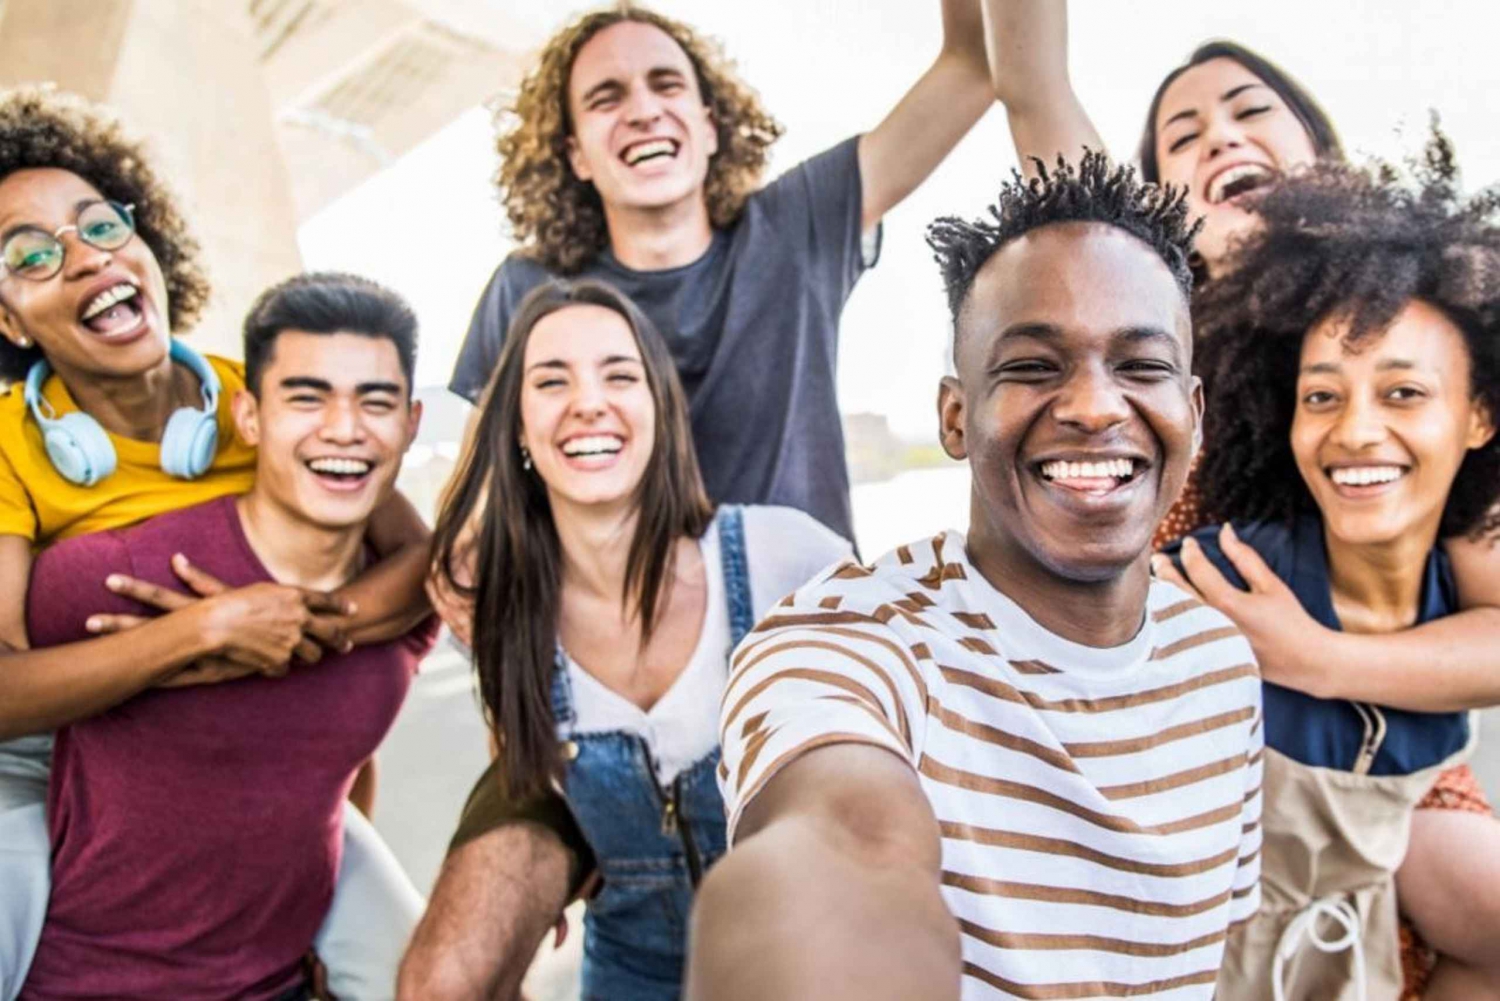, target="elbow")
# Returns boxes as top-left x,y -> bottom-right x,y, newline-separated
396,946 -> 501,1001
